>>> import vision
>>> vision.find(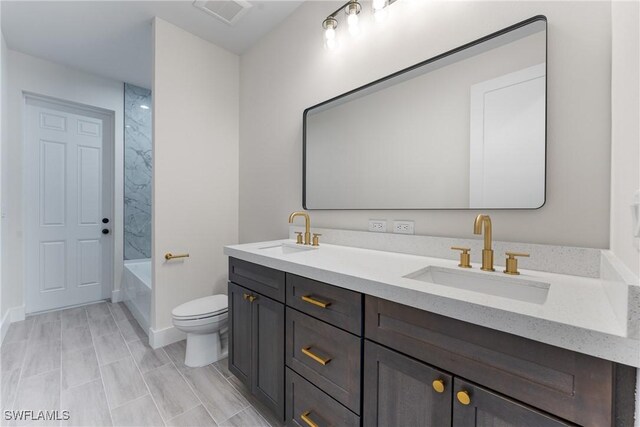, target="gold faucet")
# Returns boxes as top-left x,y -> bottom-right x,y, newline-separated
473,214 -> 495,271
289,211 -> 311,245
